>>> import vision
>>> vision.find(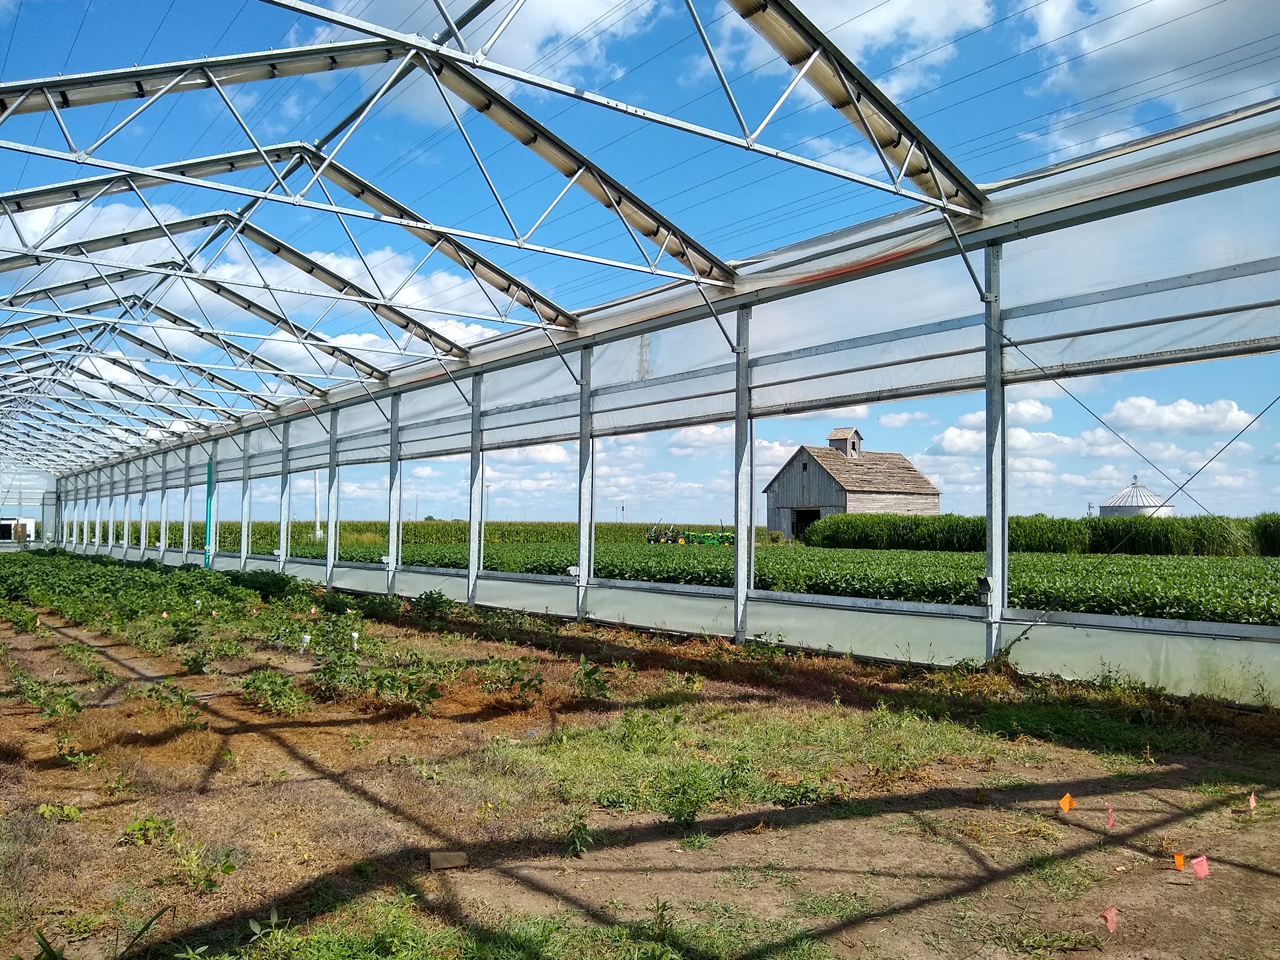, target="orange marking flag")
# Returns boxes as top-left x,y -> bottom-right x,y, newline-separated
1191,856 -> 1210,879
1099,906 -> 1118,933
1174,853 -> 1185,871
1059,793 -> 1077,813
